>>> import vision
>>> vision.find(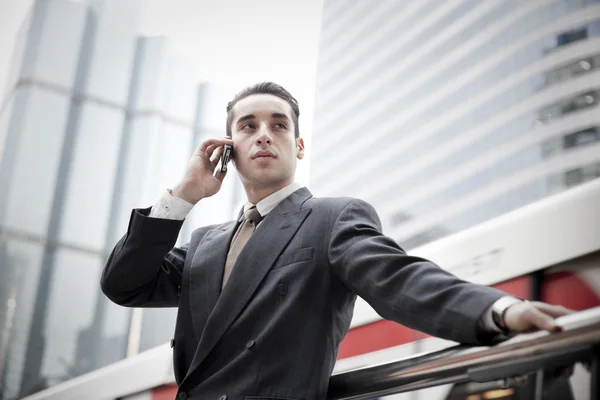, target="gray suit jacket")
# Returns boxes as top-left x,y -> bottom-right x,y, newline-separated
101,187 -> 505,400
